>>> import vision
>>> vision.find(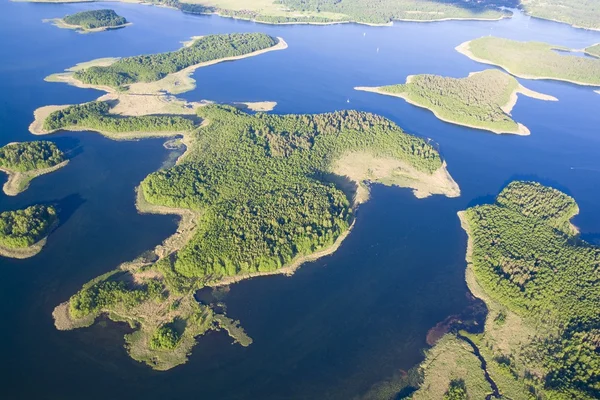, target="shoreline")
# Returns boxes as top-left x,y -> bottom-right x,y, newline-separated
0,160 -> 69,196
355,73 -> 556,135
456,40 -> 600,88
44,18 -> 132,33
